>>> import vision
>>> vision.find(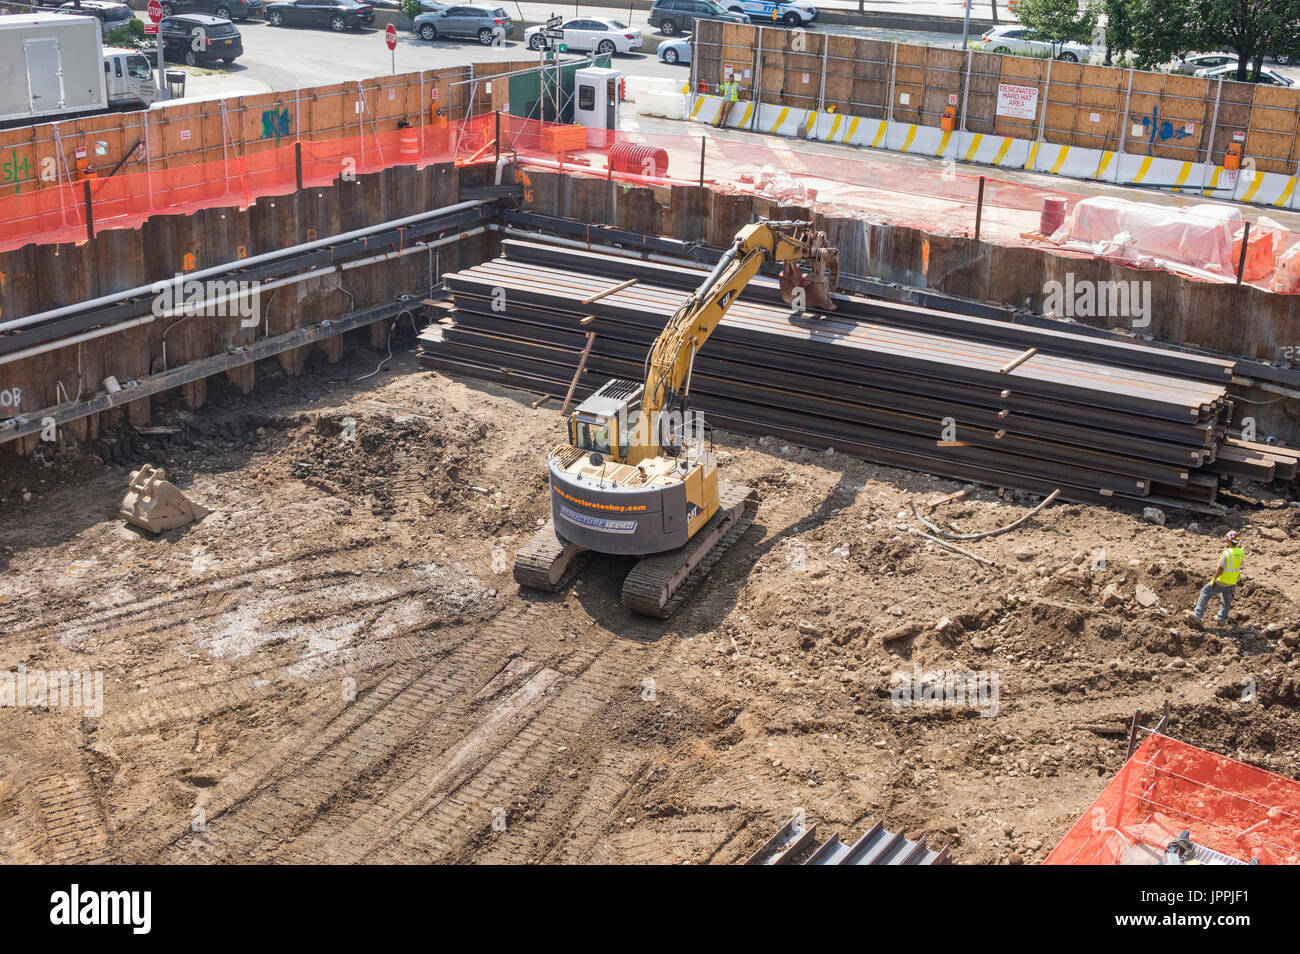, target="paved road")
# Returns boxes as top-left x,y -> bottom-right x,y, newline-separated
172,13 -> 959,98
166,7 -> 1298,99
